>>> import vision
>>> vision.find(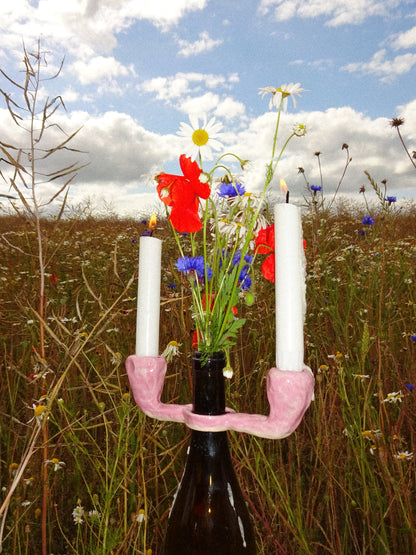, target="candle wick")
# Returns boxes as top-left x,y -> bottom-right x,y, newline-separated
285,190 -> 290,203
